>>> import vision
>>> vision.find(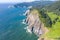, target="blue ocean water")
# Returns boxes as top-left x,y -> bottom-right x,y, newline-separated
0,4 -> 38,40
